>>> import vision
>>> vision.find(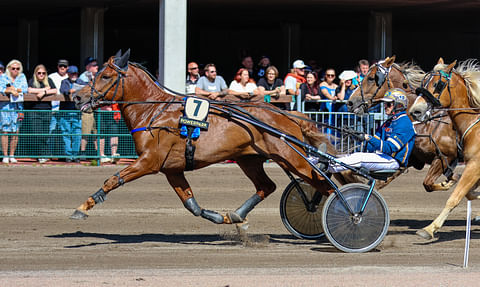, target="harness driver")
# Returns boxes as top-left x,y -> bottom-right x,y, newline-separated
323,88 -> 416,173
